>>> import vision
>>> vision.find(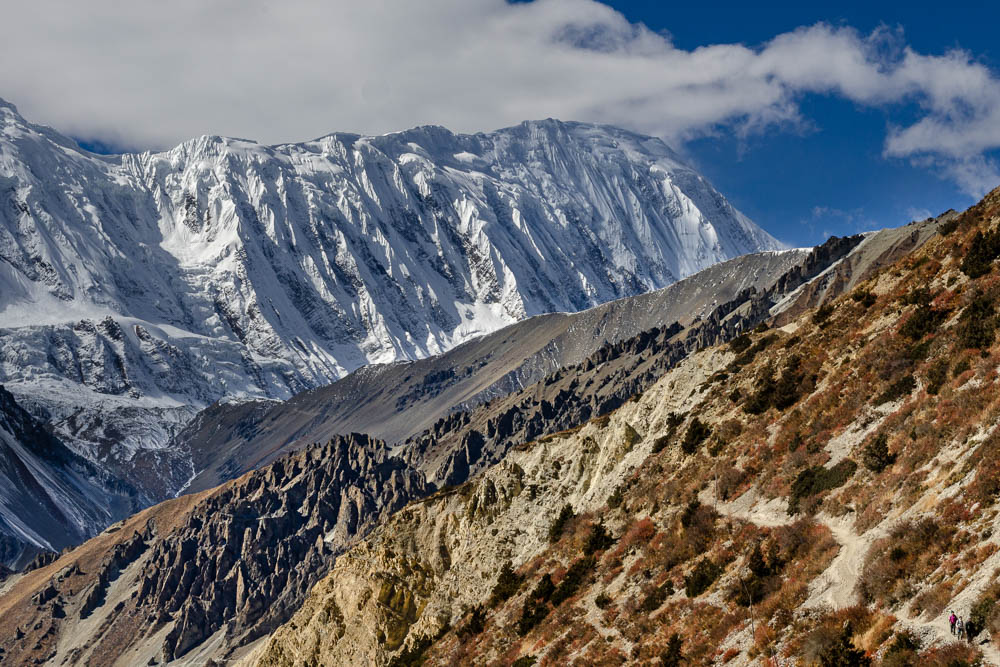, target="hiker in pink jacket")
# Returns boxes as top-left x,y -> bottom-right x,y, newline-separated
949,610 -> 957,635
